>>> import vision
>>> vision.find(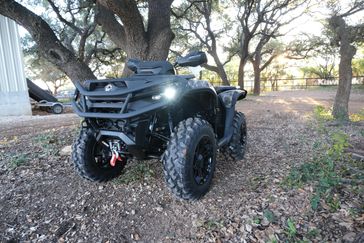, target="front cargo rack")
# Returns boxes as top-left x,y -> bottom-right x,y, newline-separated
72,76 -> 182,119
